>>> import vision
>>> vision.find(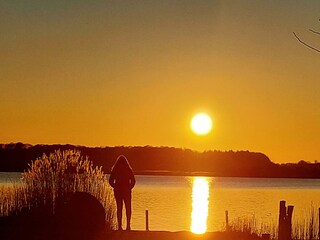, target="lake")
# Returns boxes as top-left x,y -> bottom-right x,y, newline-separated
1,172 -> 320,233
